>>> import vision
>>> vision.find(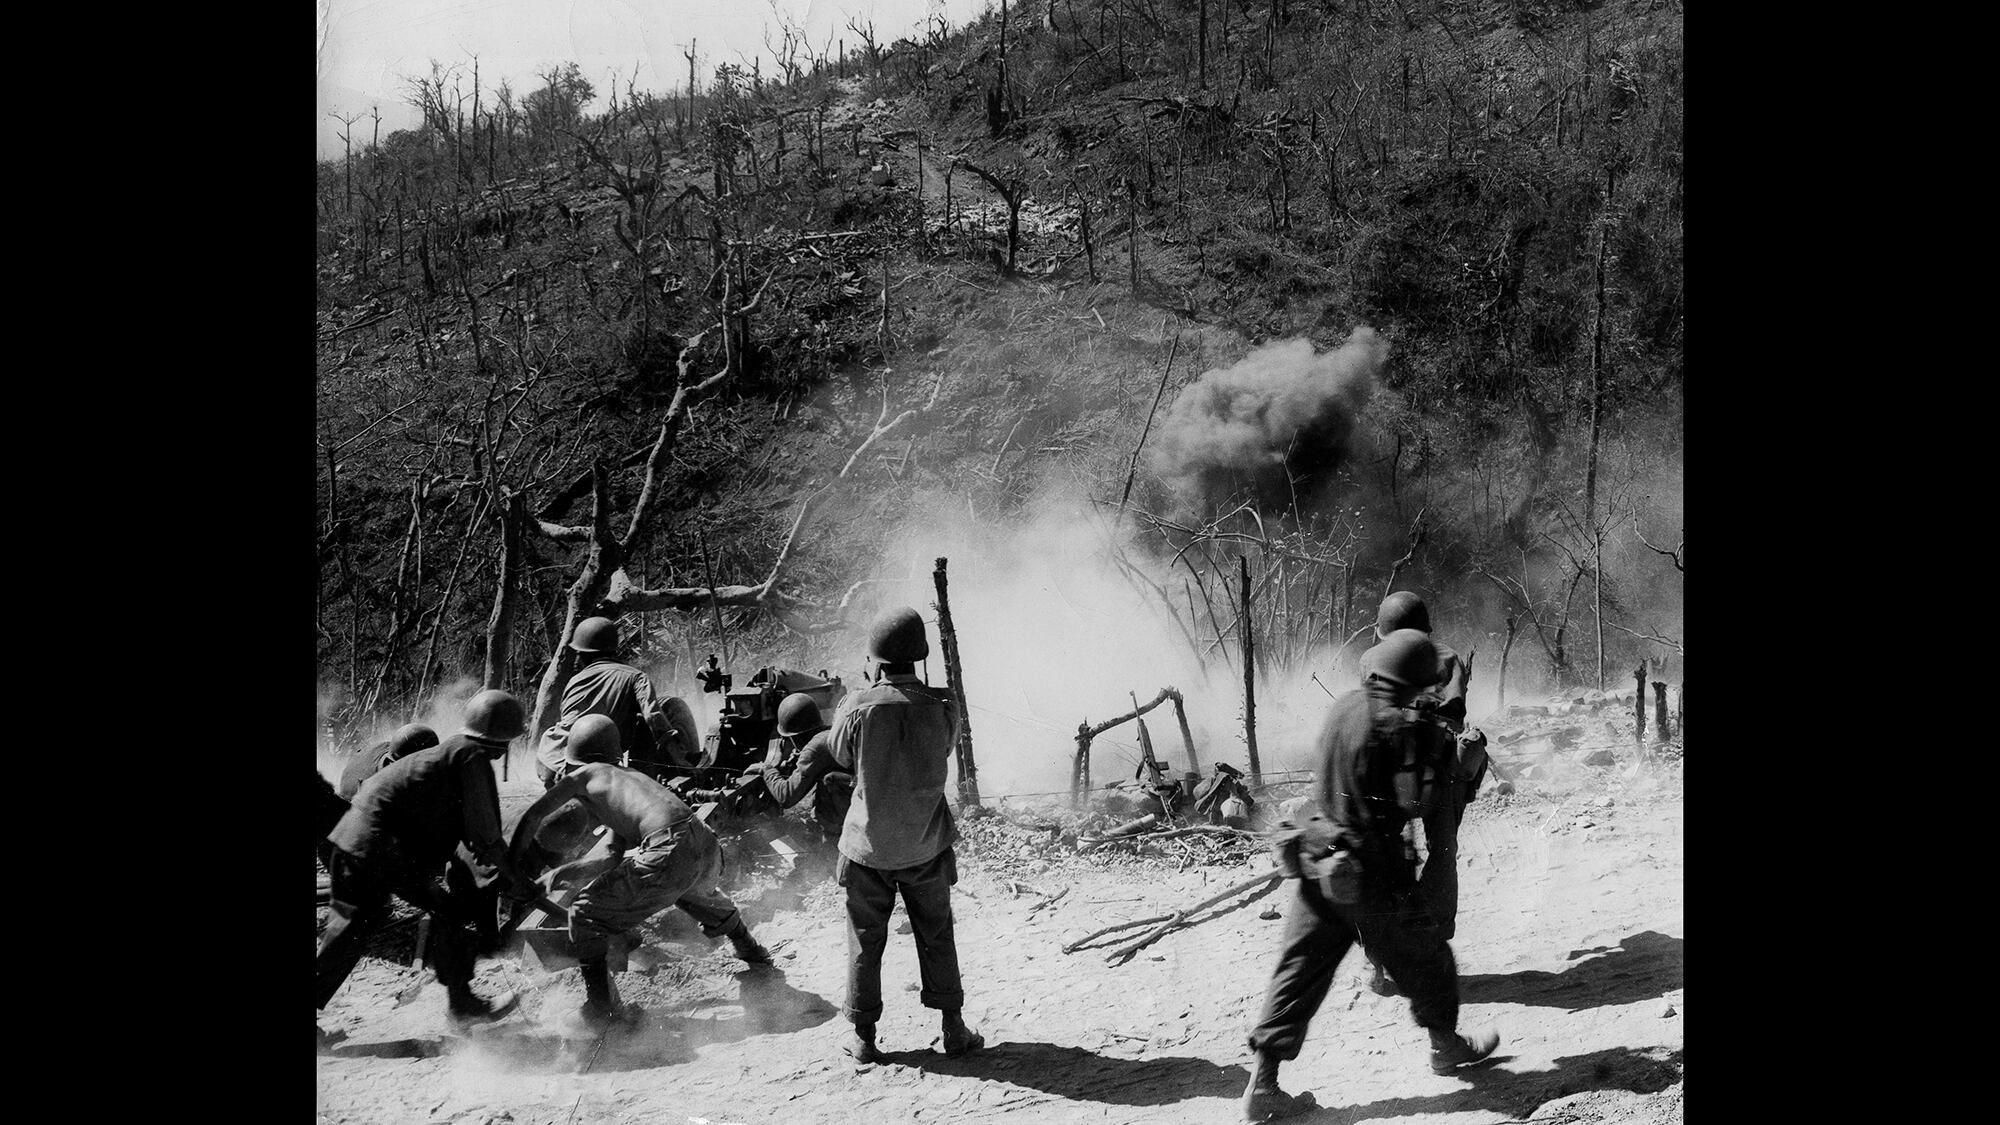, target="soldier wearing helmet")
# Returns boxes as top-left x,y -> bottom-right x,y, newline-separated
1356,592 -> 1502,1001
1241,630 -> 1499,1121
535,617 -> 677,789
509,714 -> 773,1030
756,693 -> 857,843
337,723 -> 441,800
824,606 -> 982,1064
318,690 -> 544,1028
